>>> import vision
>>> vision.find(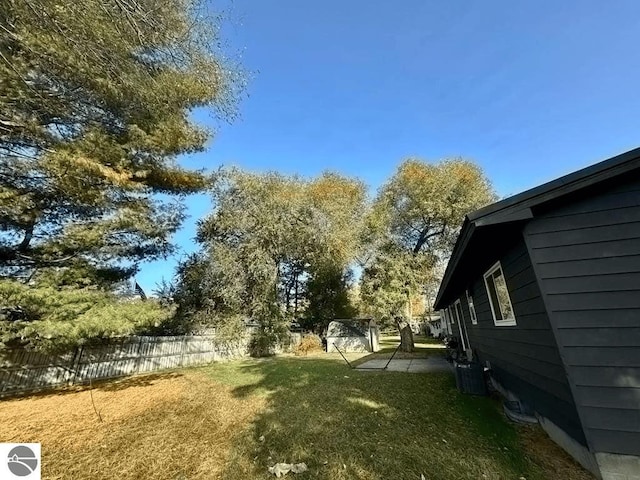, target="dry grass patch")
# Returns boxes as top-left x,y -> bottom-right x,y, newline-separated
0,373 -> 187,450
0,348 -> 595,480
0,370 -> 265,480
294,334 -> 323,356
519,424 -> 594,480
